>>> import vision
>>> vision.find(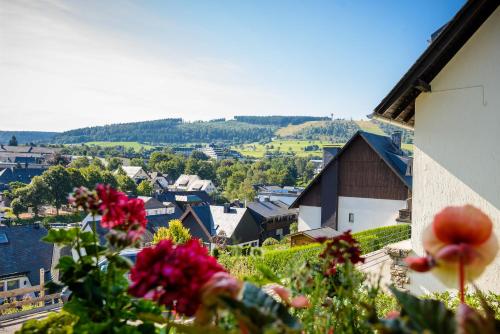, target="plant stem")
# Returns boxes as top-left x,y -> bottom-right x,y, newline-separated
459,255 -> 465,304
